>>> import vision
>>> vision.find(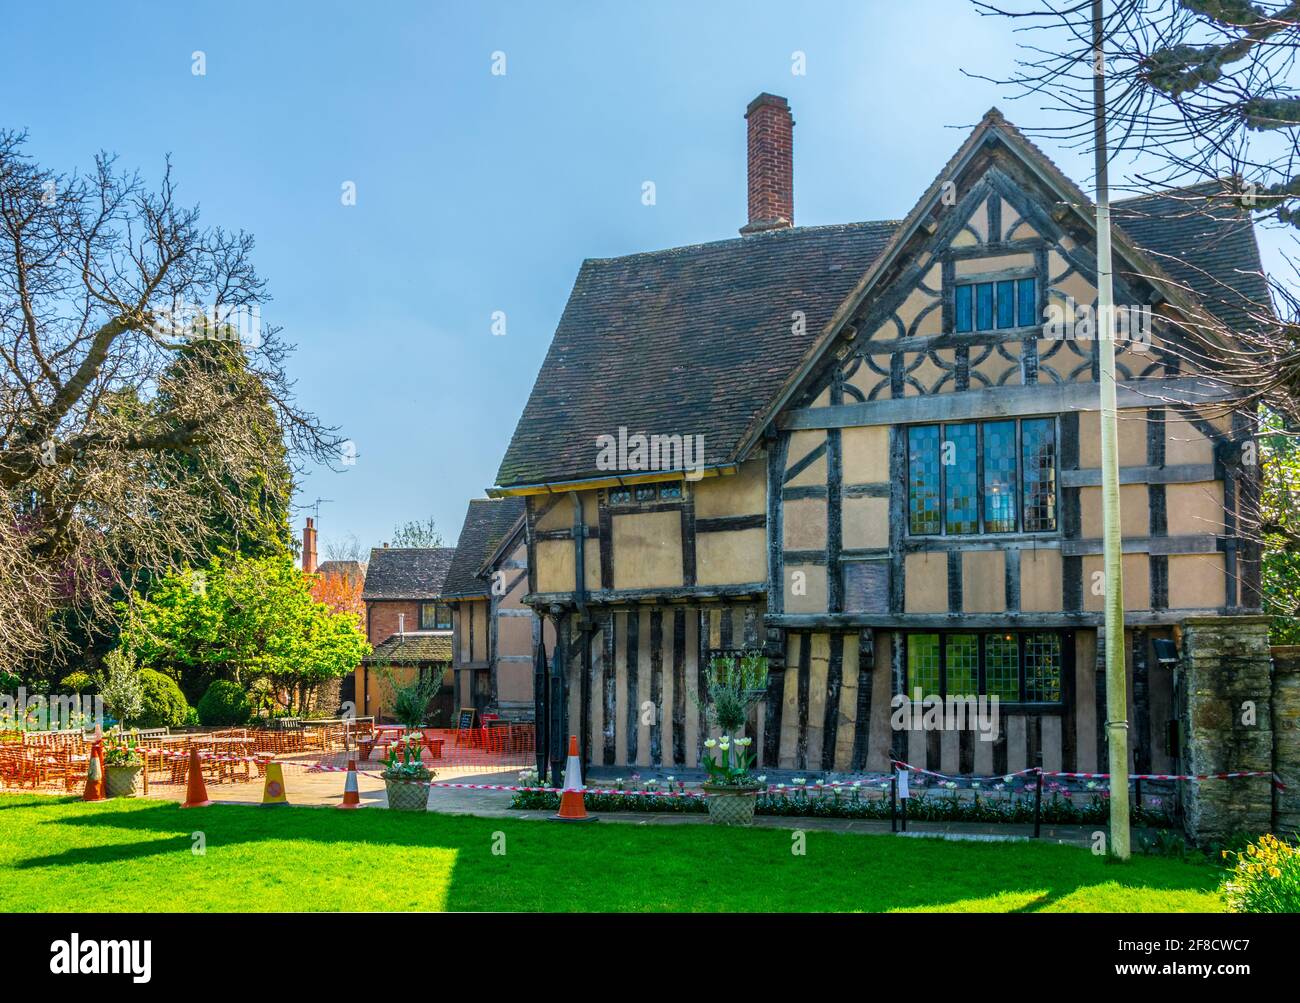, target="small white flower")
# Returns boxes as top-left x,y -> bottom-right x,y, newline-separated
756,775 -> 767,783
666,775 -> 675,782
971,782 -> 981,789
1003,775 -> 1014,783
737,736 -> 752,747
704,738 -> 717,749
793,777 -> 806,786
718,741 -> 731,751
